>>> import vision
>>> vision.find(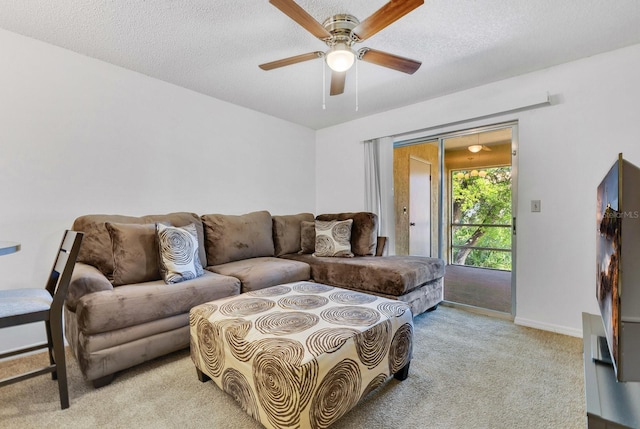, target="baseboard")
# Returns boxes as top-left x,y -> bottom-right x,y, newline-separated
442,302 -> 584,338
442,301 -> 514,321
514,316 -> 582,338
